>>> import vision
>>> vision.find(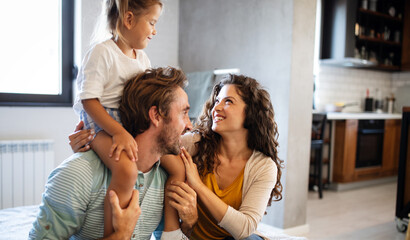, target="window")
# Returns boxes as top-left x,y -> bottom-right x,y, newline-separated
0,0 -> 74,106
